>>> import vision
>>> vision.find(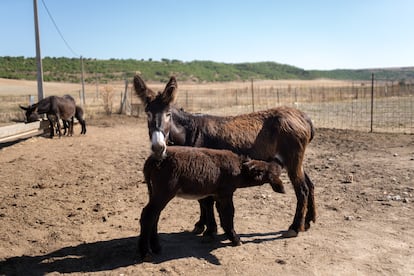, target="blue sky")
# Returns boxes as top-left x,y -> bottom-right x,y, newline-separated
1,0 -> 413,70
